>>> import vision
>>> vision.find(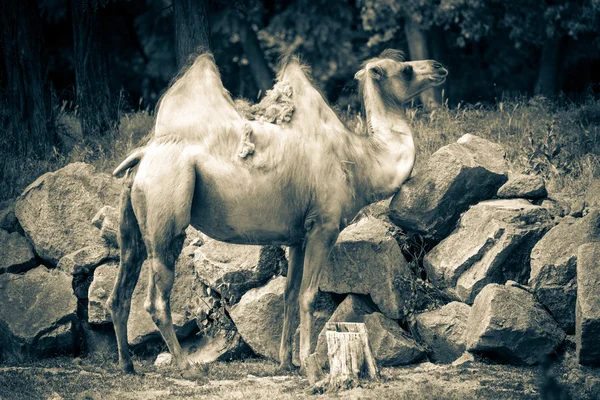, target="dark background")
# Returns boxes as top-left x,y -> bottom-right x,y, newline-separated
1,0 -> 600,158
